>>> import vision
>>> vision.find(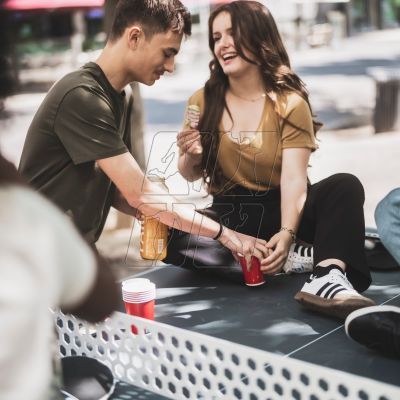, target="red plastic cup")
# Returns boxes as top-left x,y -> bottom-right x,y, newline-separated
122,279 -> 156,334
123,299 -> 155,334
239,255 -> 265,286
